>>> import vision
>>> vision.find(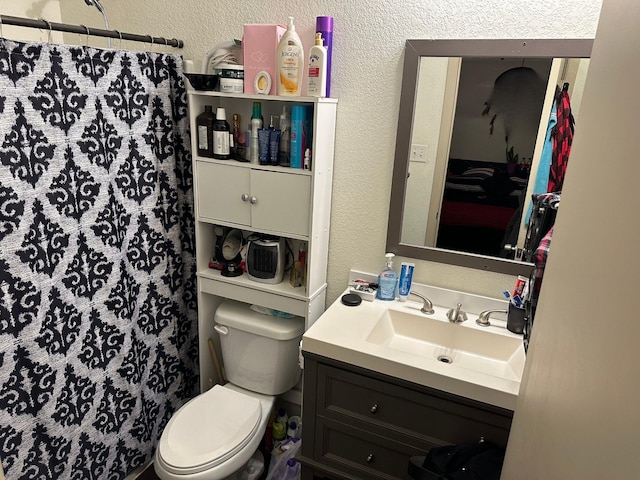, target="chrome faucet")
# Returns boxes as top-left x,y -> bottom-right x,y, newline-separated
476,309 -> 507,327
408,291 -> 435,314
446,303 -> 468,323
